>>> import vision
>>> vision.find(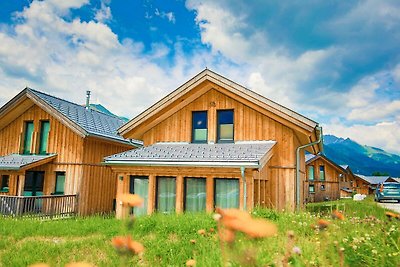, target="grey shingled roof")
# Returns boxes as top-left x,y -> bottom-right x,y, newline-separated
105,141 -> 276,167
0,153 -> 56,170
356,175 -> 389,185
28,88 -> 140,145
305,154 -> 316,163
